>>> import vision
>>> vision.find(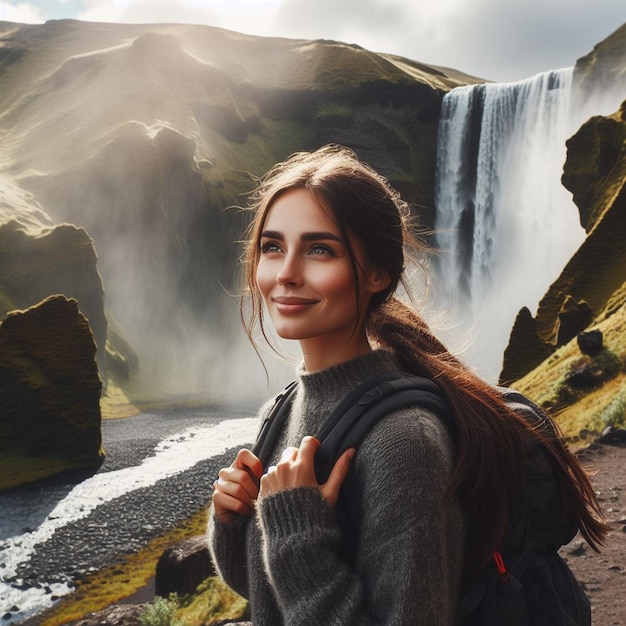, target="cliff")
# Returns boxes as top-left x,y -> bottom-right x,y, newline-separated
500,20 -> 626,388
0,19 -> 483,402
499,90 -> 626,439
0,295 -> 103,489
501,99 -> 626,387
